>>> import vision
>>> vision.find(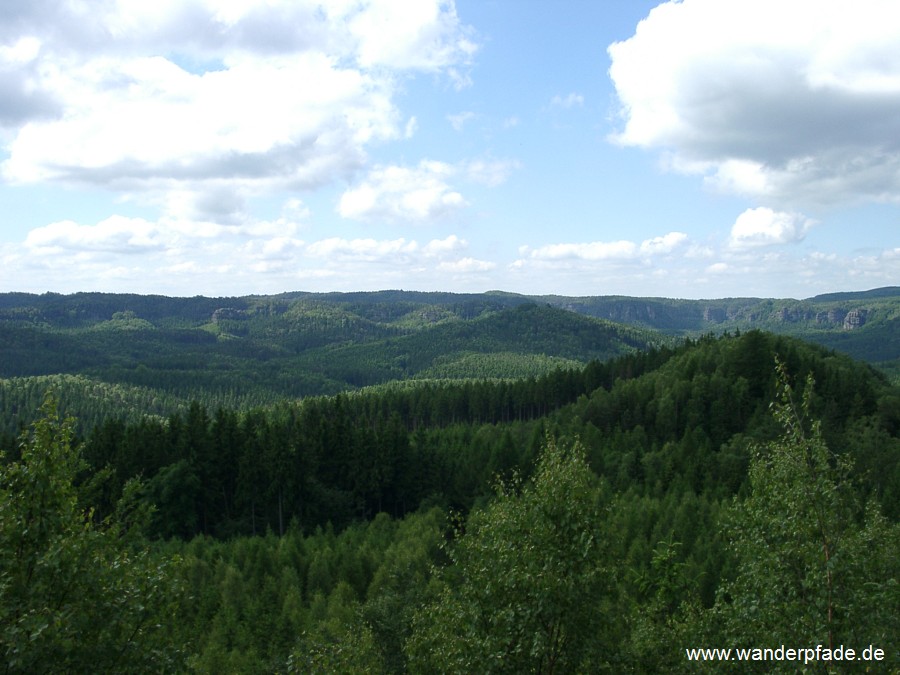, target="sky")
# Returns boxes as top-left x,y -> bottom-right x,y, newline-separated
0,0 -> 898,300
